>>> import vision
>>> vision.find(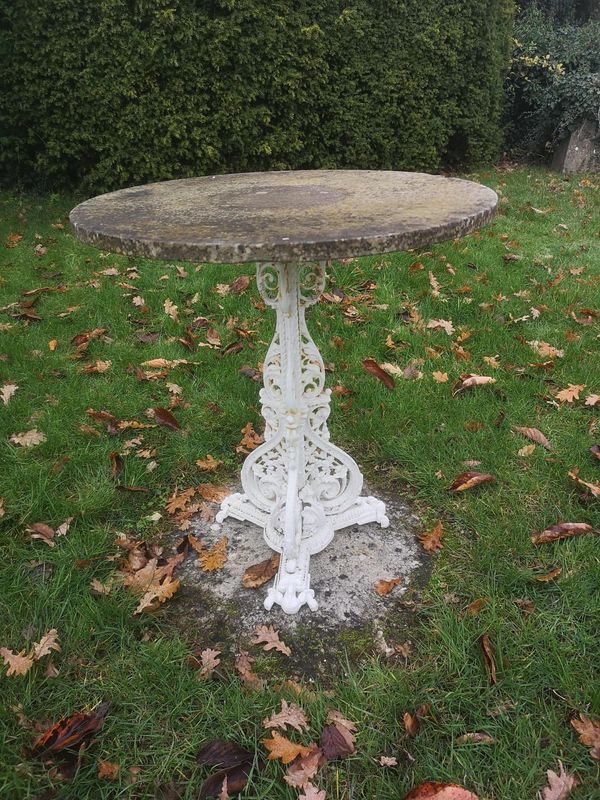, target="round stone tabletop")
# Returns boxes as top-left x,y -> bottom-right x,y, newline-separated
70,170 -> 498,264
